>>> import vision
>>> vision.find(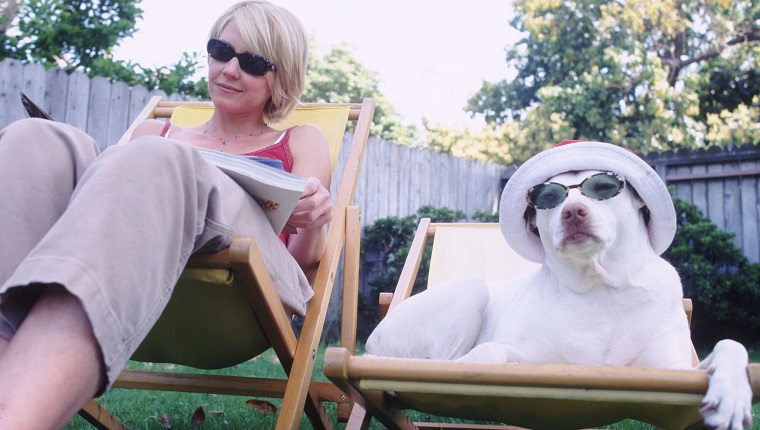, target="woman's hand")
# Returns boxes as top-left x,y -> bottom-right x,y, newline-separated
283,177 -> 332,234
